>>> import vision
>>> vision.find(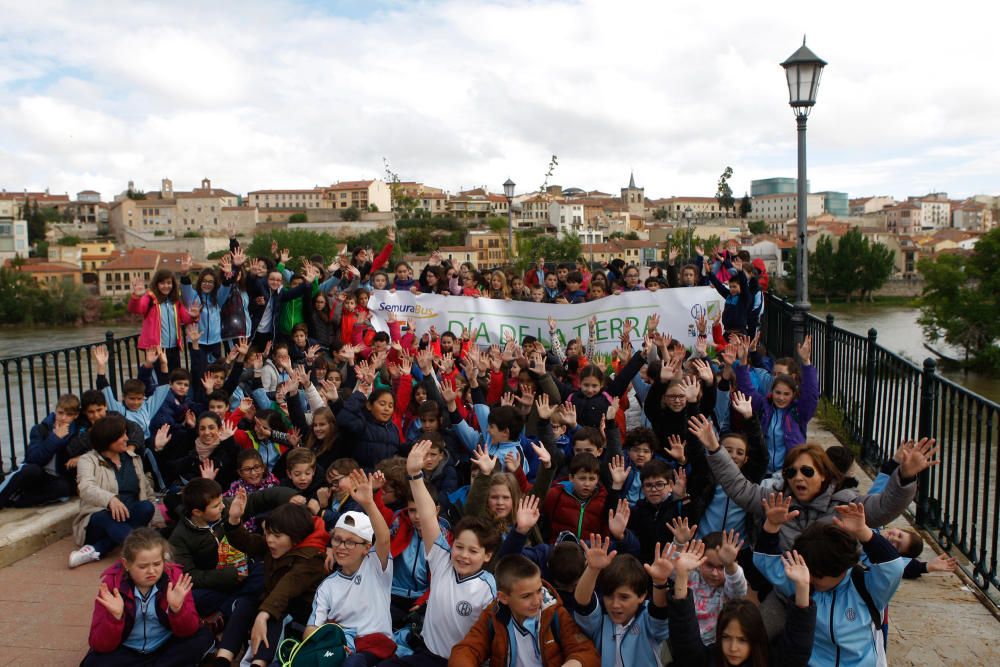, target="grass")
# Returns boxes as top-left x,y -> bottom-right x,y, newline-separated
814,397 -> 863,459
